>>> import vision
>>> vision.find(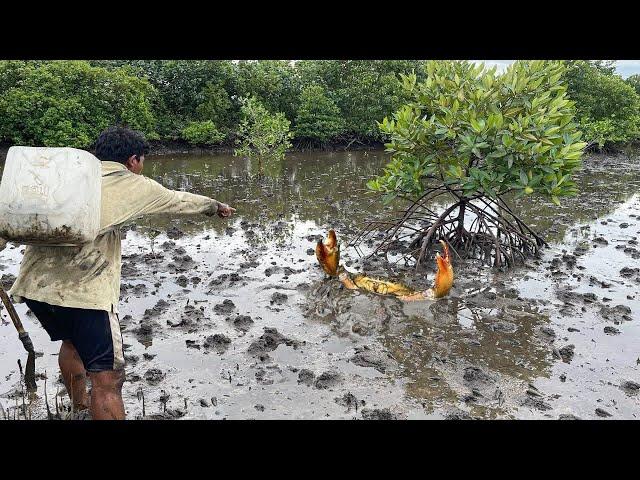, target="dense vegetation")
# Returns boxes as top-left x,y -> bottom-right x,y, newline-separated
0,59 -> 638,150
0,61 -> 156,148
0,60 -> 424,149
564,60 -> 640,148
